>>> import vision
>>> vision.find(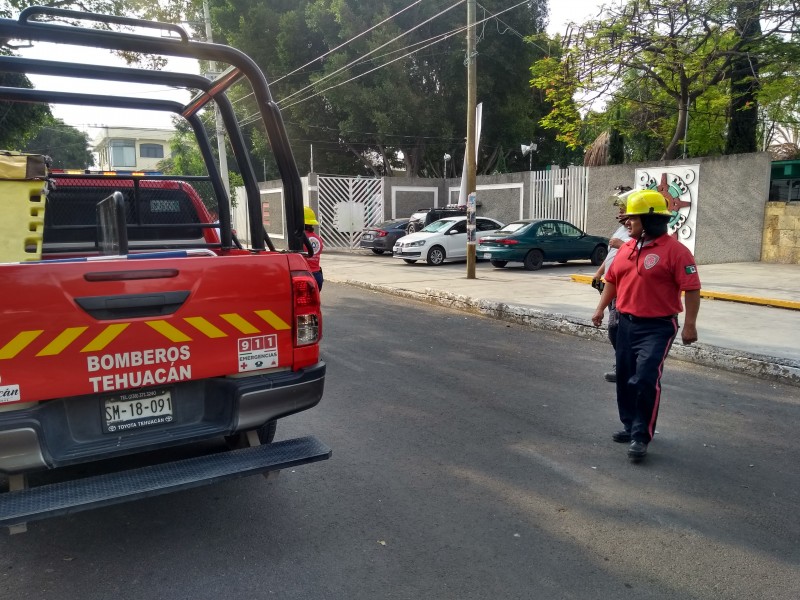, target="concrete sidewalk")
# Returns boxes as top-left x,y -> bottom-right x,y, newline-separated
322,251 -> 800,386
